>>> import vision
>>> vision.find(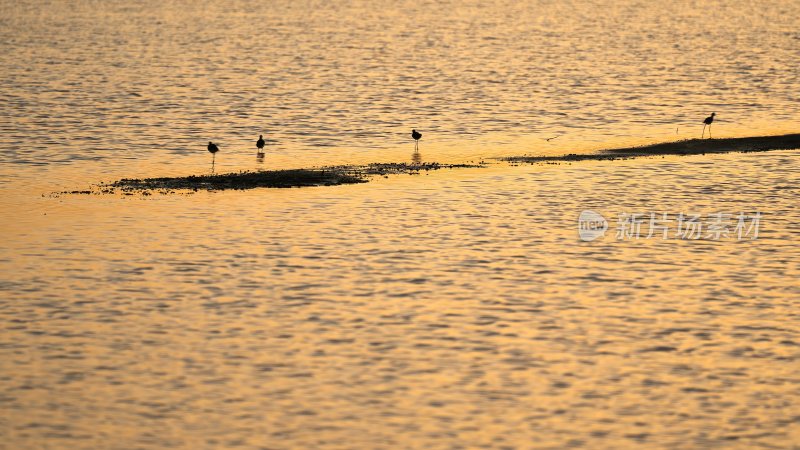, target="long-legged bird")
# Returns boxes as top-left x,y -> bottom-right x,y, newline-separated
701,112 -> 715,139
208,141 -> 219,171
256,135 -> 265,154
412,129 -> 422,151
